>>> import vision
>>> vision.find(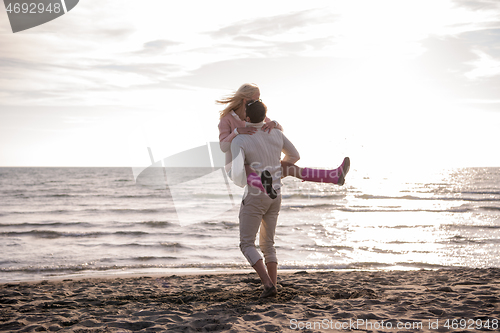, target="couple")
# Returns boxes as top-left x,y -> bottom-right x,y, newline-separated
218,84 -> 350,298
